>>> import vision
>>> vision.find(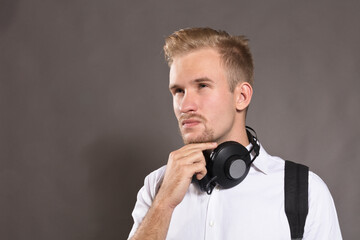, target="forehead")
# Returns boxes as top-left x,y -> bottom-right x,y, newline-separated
169,48 -> 226,85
